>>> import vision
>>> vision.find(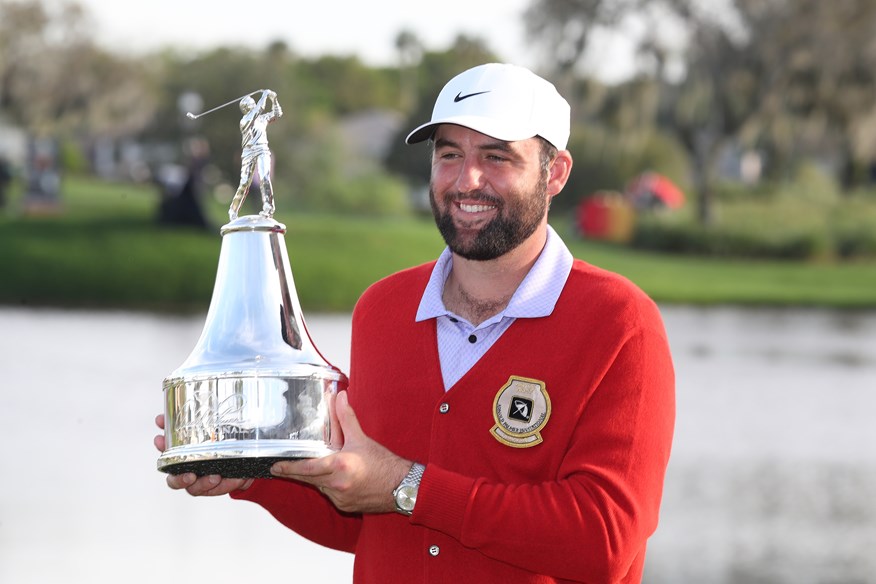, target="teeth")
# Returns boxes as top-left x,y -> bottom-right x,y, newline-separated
460,203 -> 494,213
